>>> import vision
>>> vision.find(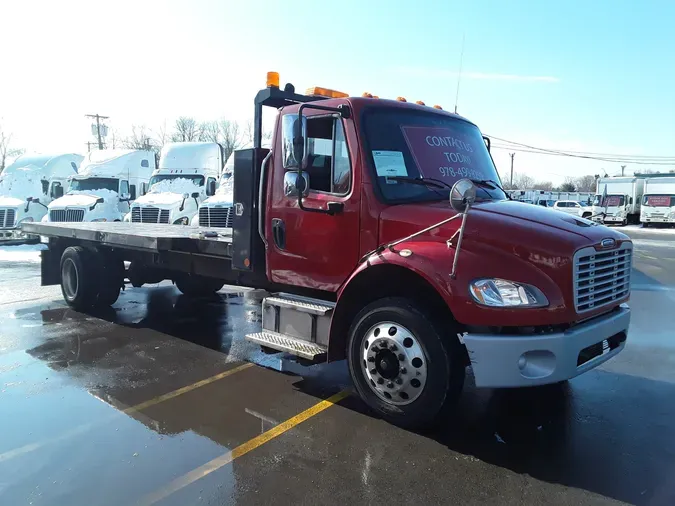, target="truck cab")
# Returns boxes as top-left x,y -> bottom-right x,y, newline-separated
640,175 -> 675,226
129,142 -> 221,225
593,176 -> 645,225
192,153 -> 235,229
47,149 -> 155,223
0,153 -> 82,243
